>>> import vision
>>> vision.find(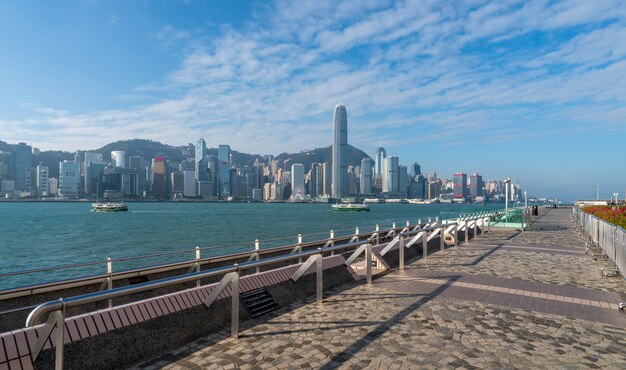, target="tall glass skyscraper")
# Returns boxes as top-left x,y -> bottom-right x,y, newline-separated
195,138 -> 207,182
331,104 -> 347,198
218,144 -> 231,197
375,146 -> 386,177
